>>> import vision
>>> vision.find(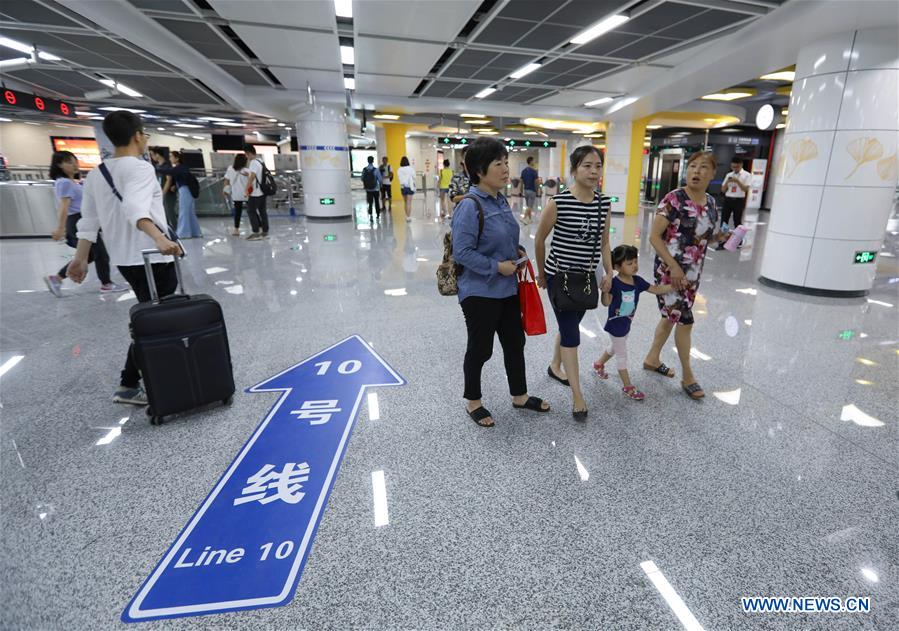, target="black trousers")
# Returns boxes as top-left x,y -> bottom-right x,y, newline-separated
58,213 -> 112,285
233,200 -> 244,228
116,262 -> 178,388
247,196 -> 269,234
366,190 -> 381,215
721,196 -> 746,228
380,184 -> 391,204
460,295 -> 527,400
